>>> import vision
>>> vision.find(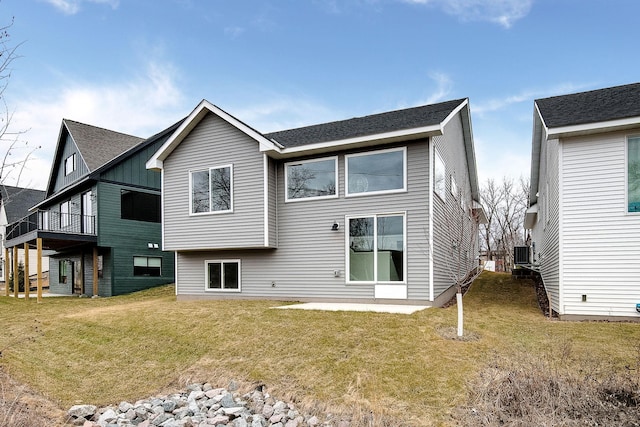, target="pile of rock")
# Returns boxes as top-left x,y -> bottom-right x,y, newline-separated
67,382 -> 350,427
